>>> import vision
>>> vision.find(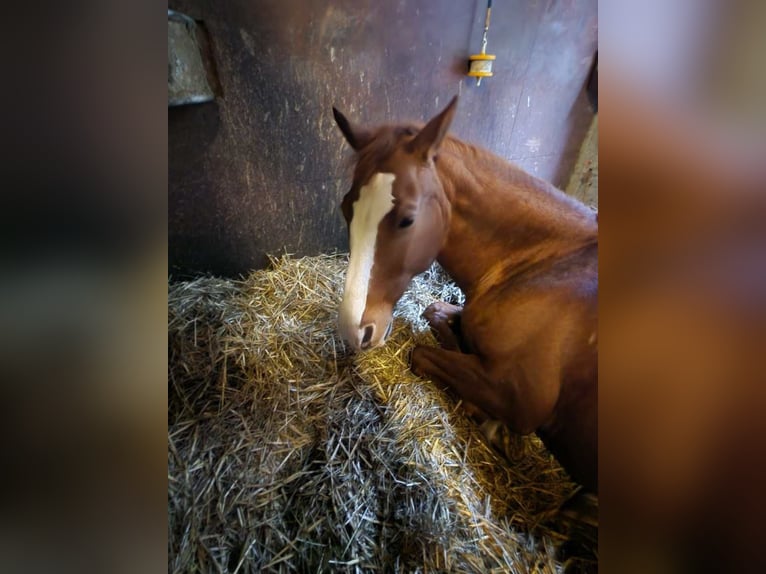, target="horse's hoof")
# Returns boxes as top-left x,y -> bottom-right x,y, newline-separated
423,302 -> 463,350
410,345 -> 429,377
